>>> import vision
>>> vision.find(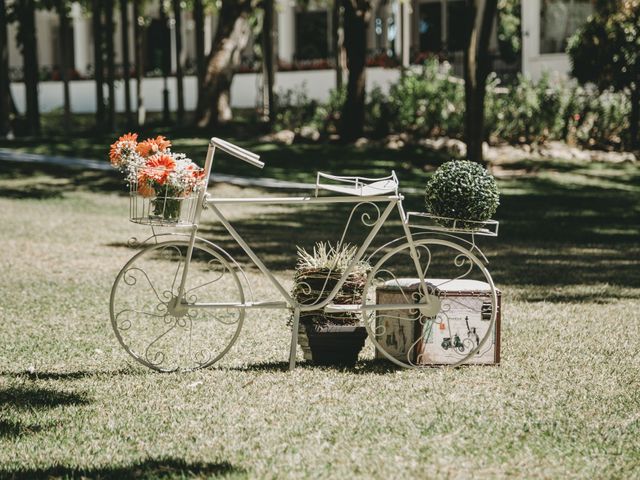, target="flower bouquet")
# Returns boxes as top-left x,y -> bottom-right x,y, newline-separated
110,133 -> 206,225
